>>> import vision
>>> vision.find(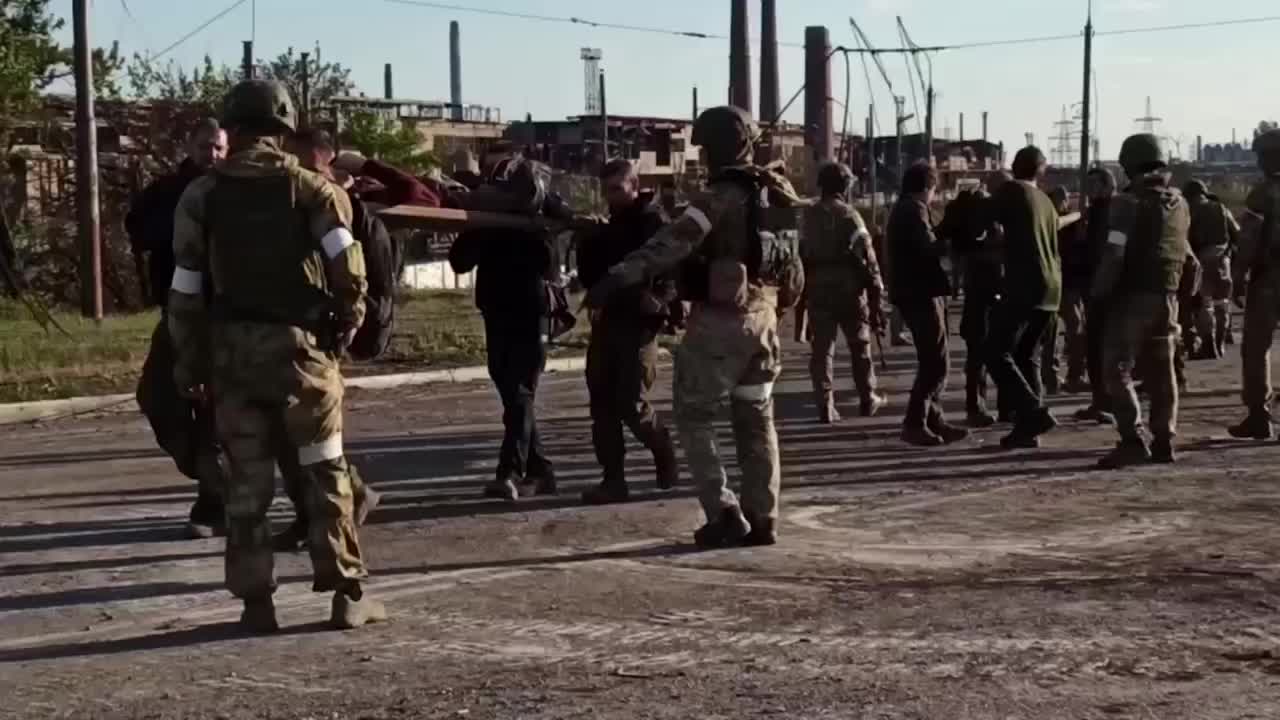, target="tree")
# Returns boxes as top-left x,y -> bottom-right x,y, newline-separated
258,46 -> 354,128
342,111 -> 437,175
124,53 -> 236,115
